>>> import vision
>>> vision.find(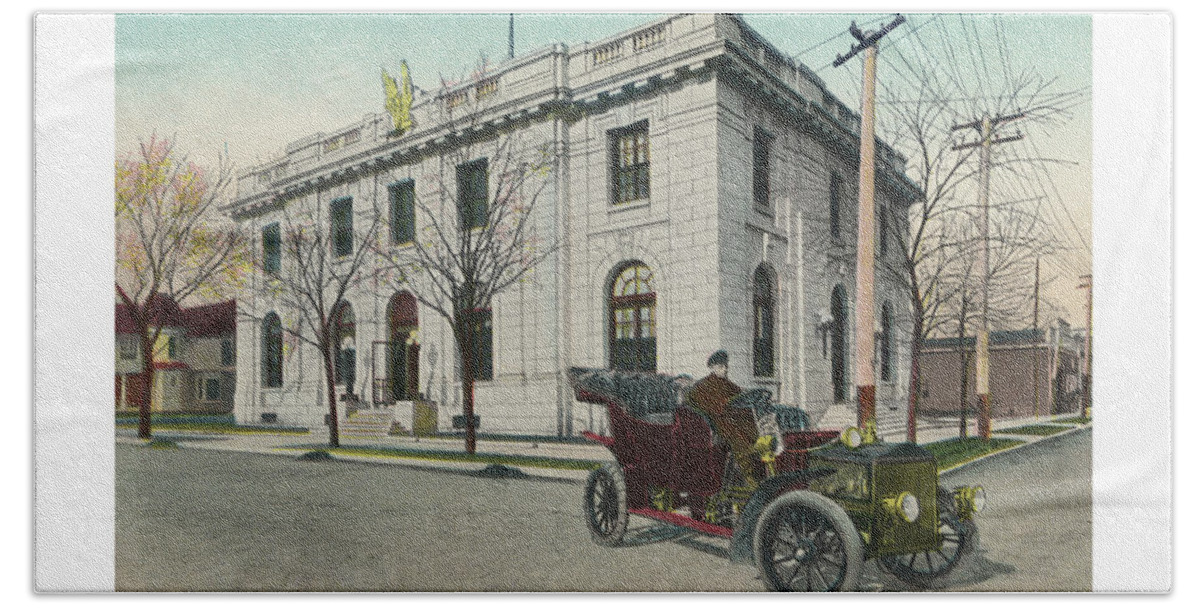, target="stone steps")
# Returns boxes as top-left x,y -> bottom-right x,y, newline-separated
340,409 -> 395,438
